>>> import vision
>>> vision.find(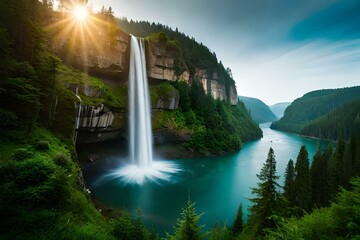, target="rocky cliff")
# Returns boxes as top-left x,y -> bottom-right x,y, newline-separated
145,41 -> 238,104
55,29 -> 237,105
52,29 -> 130,80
